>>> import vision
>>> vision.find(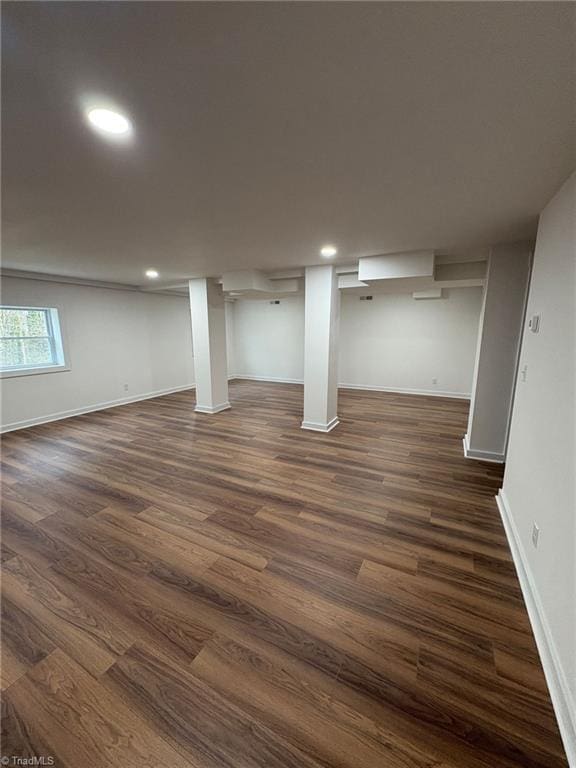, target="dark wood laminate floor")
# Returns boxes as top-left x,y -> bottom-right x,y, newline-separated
0,380 -> 567,768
